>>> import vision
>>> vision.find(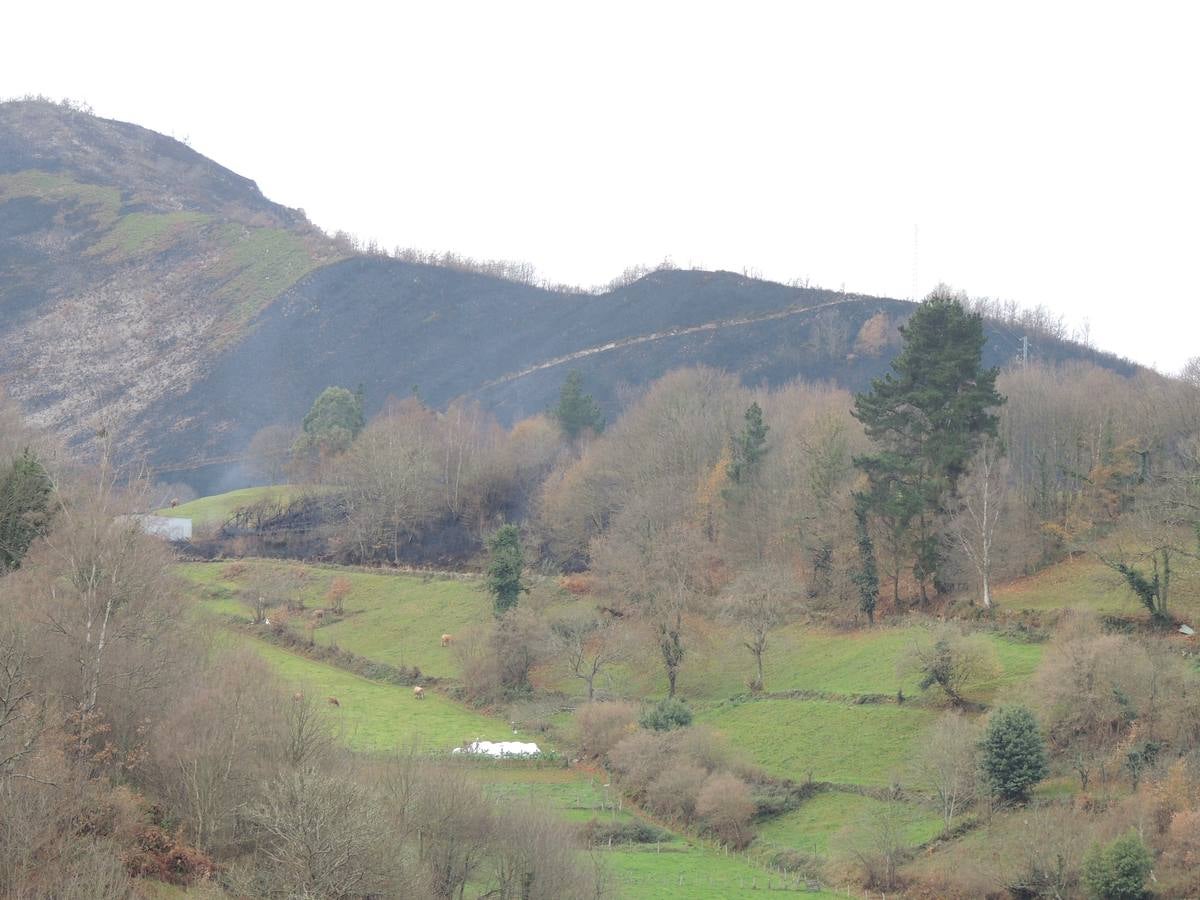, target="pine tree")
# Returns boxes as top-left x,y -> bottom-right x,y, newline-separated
0,449 -> 53,572
980,706 -> 1047,802
554,371 -> 605,441
486,524 -> 527,616
852,290 -> 1004,603
727,402 -> 769,485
